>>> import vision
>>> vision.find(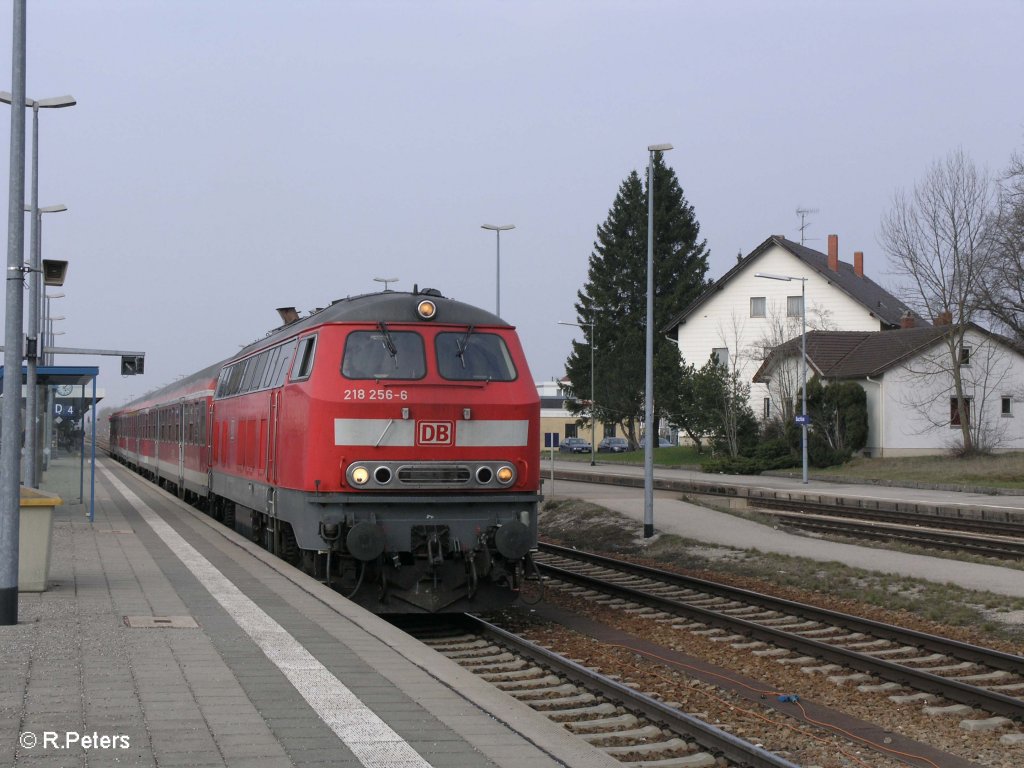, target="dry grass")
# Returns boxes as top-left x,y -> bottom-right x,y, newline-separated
809,452 -> 1024,490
